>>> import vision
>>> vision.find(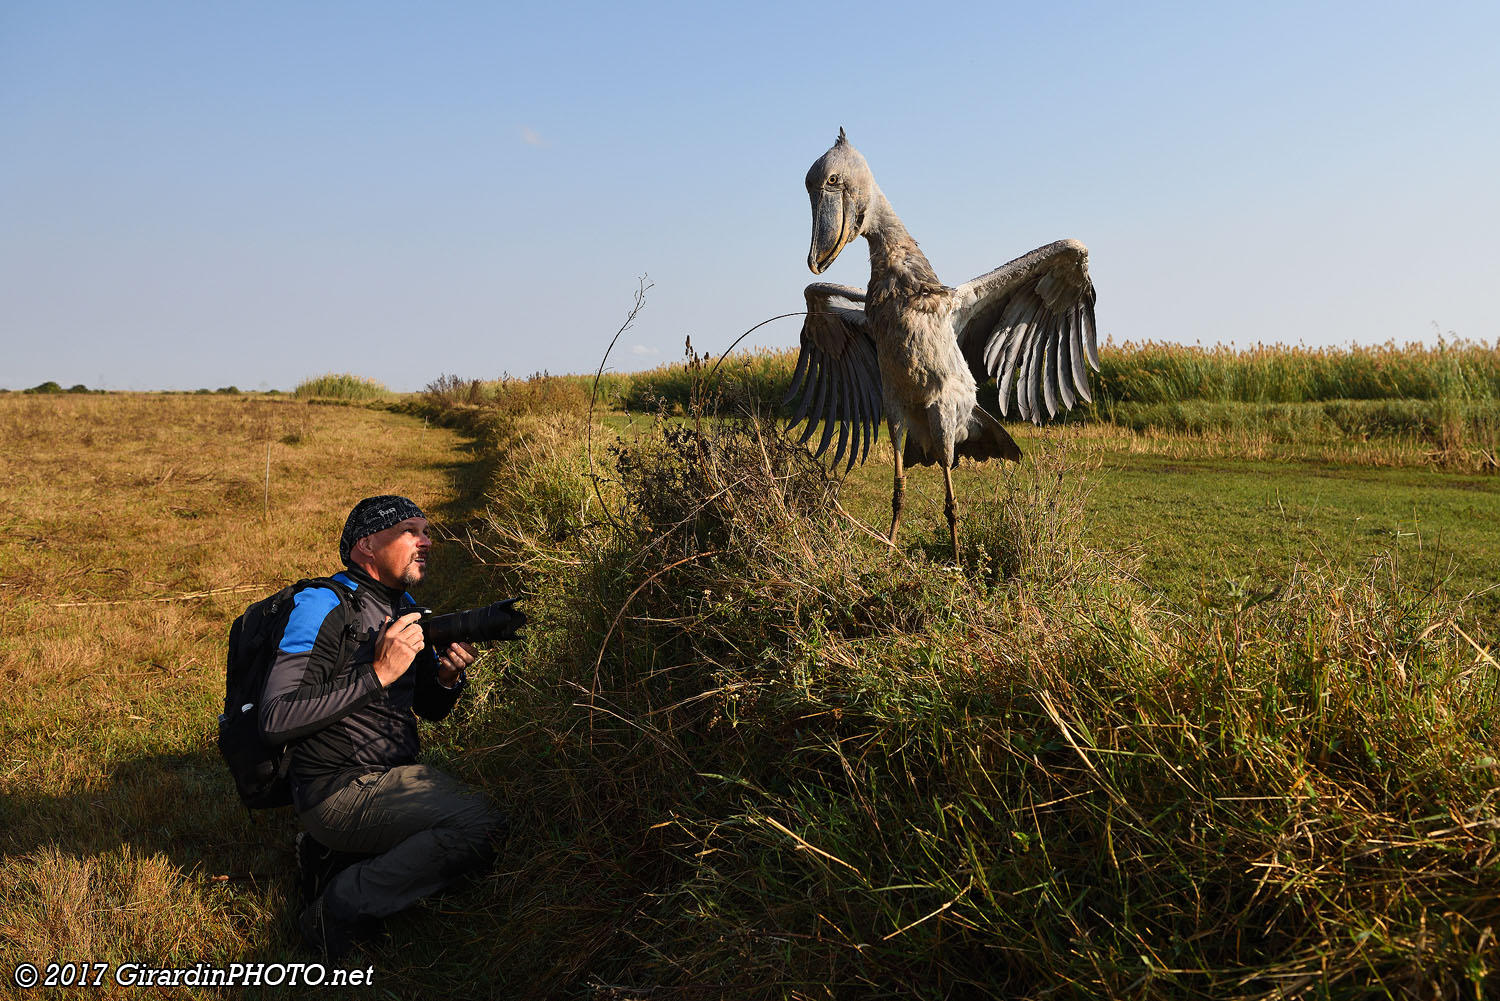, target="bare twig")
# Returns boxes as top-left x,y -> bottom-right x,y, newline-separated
588,276 -> 653,533
704,311 -> 806,389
